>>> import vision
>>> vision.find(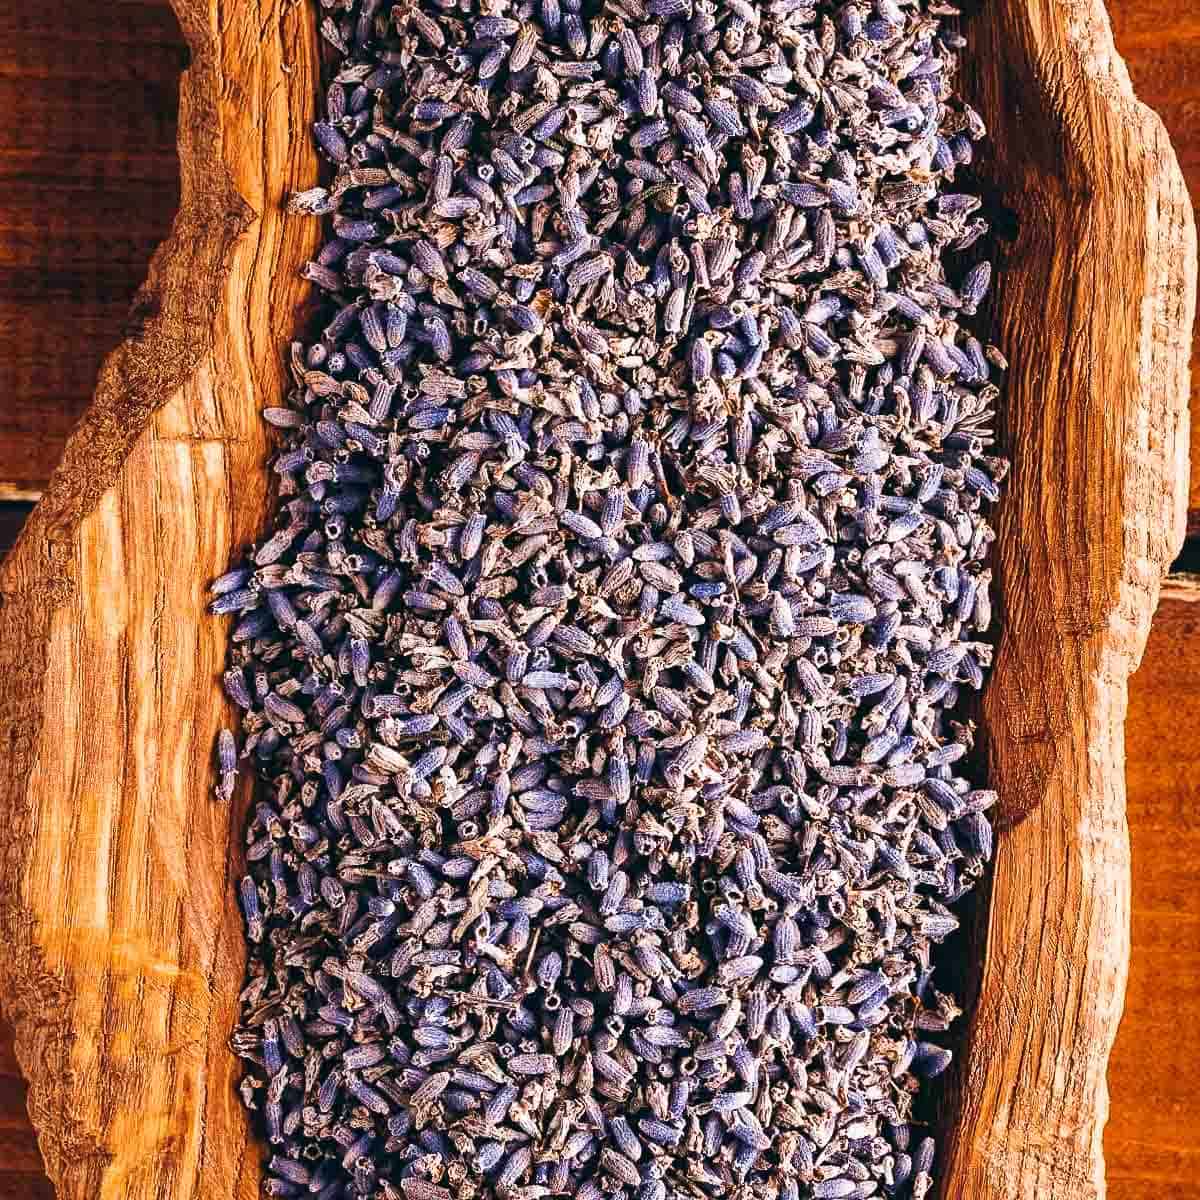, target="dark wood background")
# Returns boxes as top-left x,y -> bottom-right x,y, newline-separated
0,1 -> 1194,1196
